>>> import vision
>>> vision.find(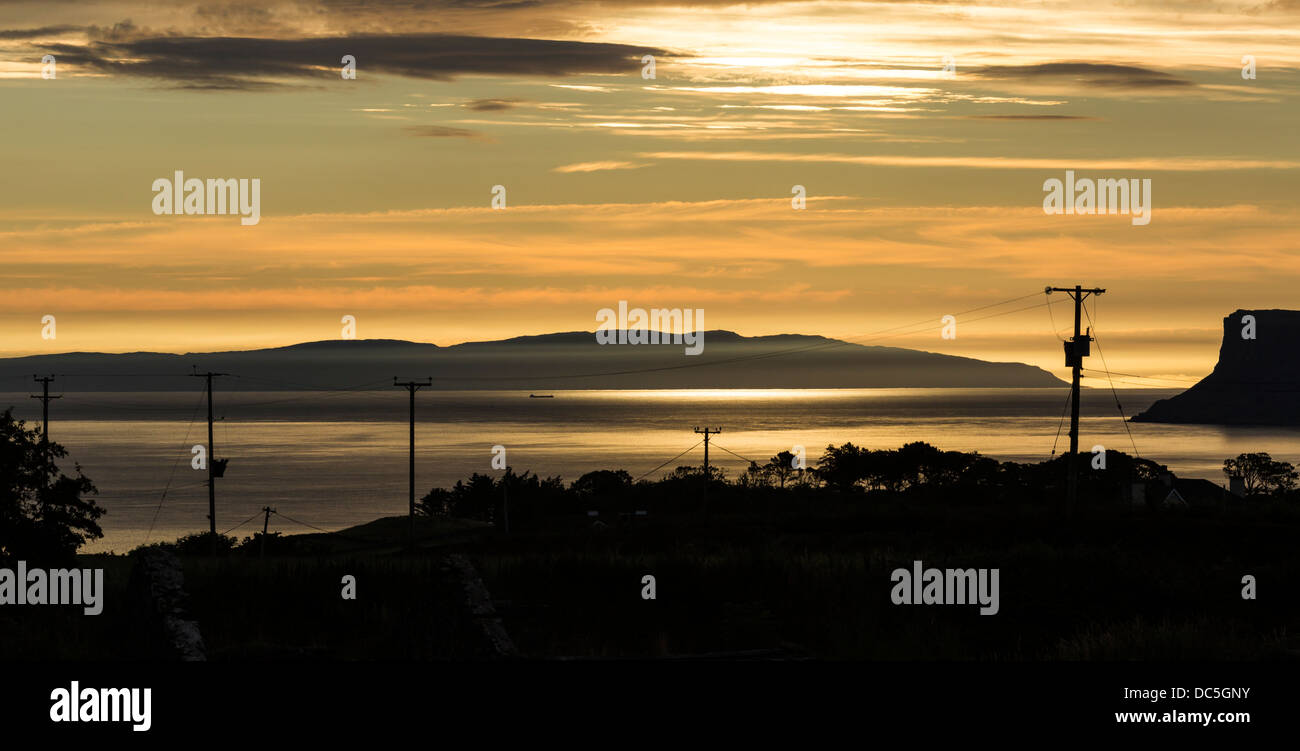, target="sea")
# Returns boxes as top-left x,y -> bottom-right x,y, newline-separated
2,388 -> 1296,553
